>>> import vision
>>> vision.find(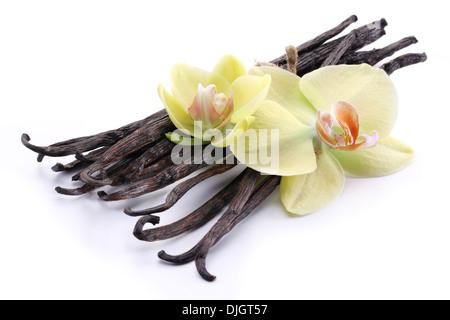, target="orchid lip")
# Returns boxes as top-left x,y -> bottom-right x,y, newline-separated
188,84 -> 234,132
316,101 -> 379,151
